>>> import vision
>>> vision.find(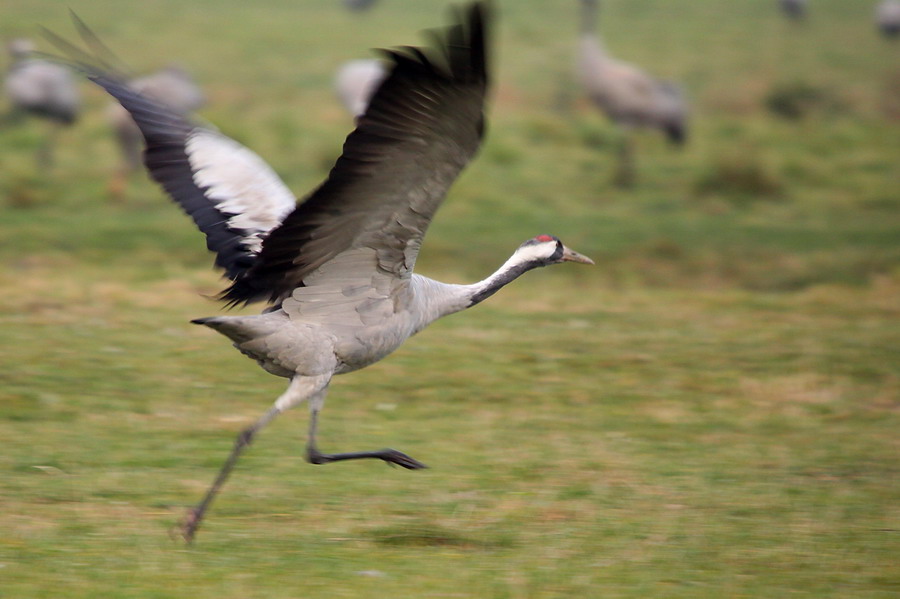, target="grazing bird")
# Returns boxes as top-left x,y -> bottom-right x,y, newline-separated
779,0 -> 808,21
4,38 -> 80,166
106,65 -> 205,198
334,58 -> 387,118
876,0 -> 900,37
55,2 -> 592,542
575,0 -> 688,187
